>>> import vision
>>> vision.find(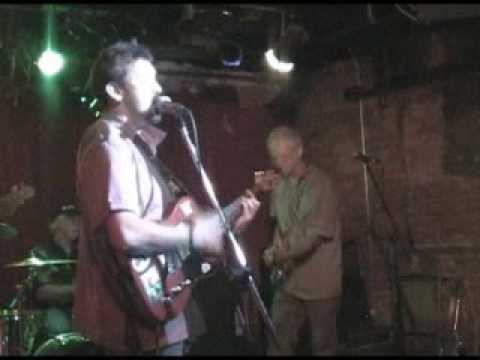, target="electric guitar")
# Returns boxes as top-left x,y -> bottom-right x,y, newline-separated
268,231 -> 294,290
127,173 -> 268,323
